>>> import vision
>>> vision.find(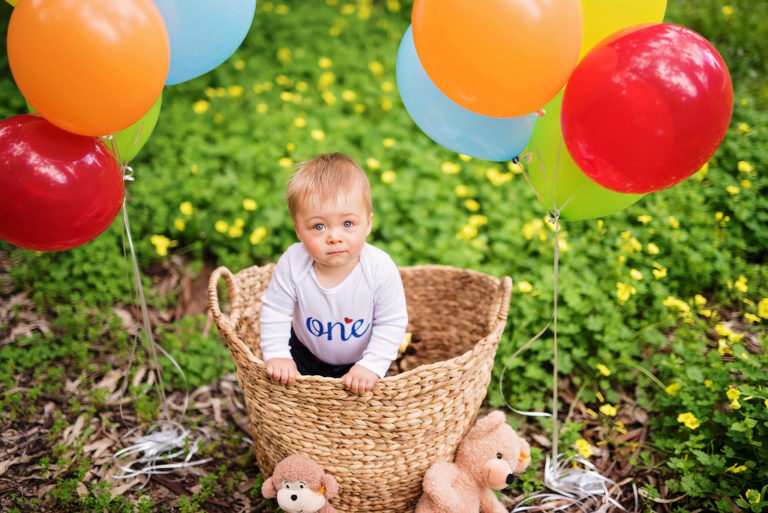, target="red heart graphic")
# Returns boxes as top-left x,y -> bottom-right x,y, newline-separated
344,317 -> 353,323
